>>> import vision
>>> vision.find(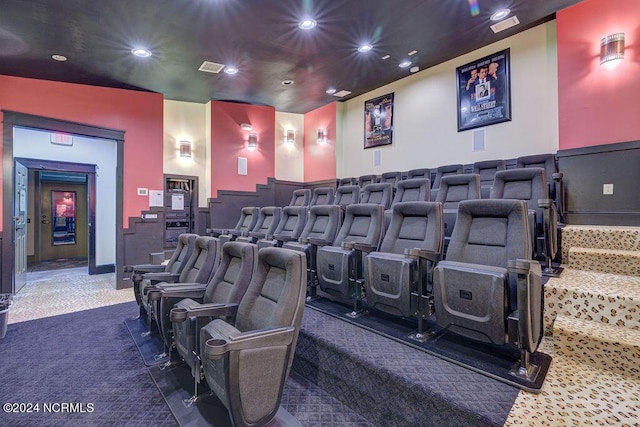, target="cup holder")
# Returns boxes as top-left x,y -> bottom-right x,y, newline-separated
170,307 -> 188,322
204,338 -> 228,359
